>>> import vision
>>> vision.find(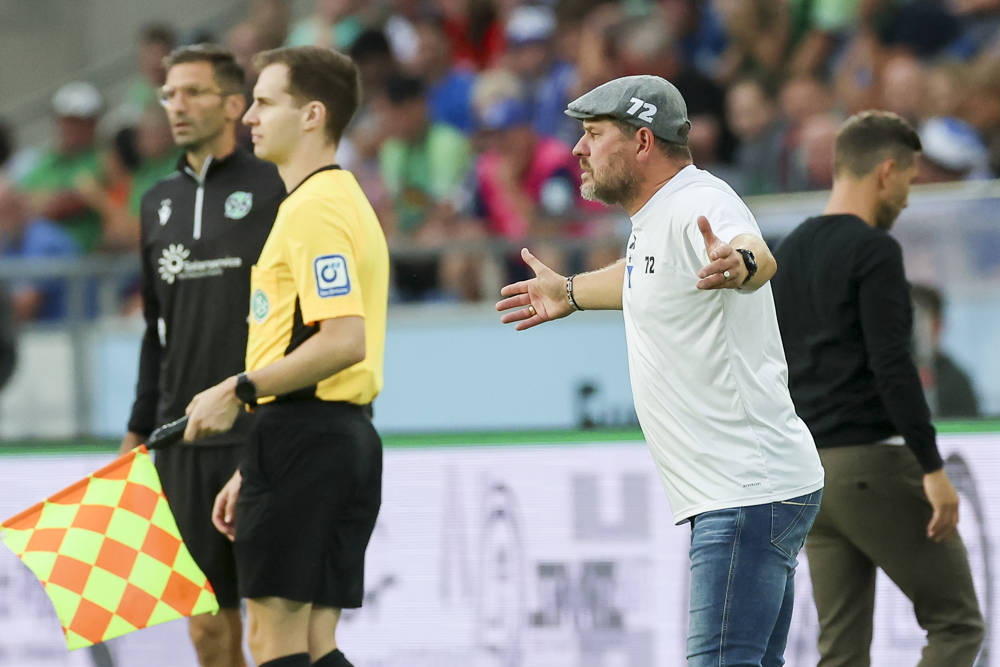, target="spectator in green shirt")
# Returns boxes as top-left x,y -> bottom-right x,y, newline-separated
19,81 -> 106,253
285,0 -> 364,51
377,73 -> 481,301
